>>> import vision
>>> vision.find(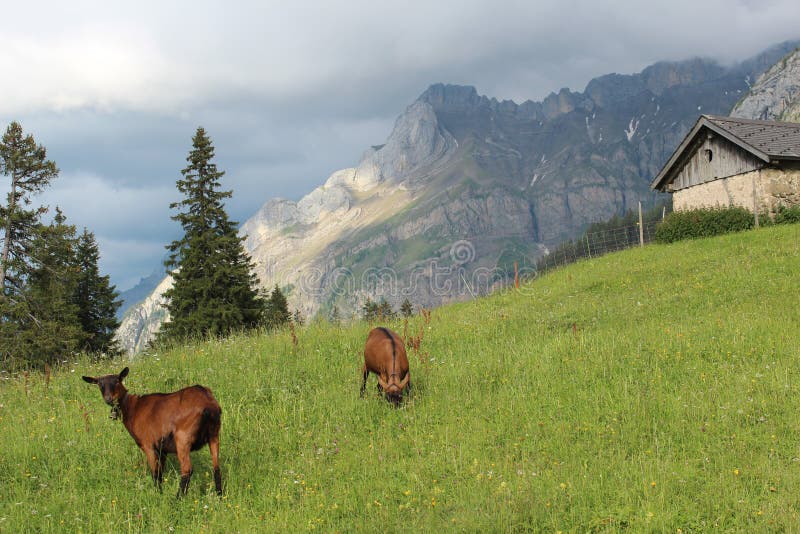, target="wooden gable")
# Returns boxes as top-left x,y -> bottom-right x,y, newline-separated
668,131 -> 765,191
